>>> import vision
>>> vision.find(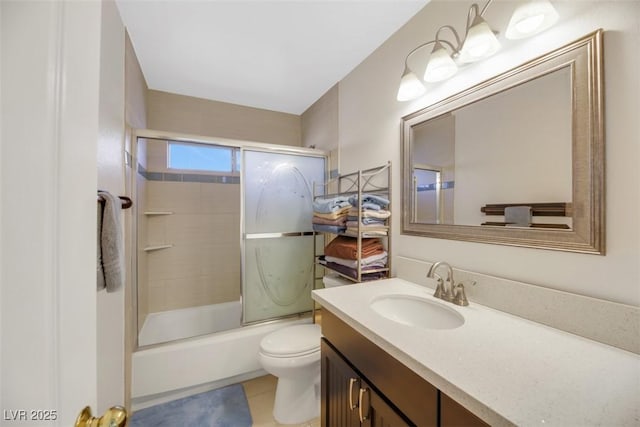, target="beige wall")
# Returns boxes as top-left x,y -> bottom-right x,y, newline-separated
125,26 -> 149,343
125,31 -> 147,130
124,28 -> 148,354
302,84 -> 339,151
301,83 -> 340,181
302,1 -> 640,306
96,0 -> 126,412
147,89 -> 302,146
